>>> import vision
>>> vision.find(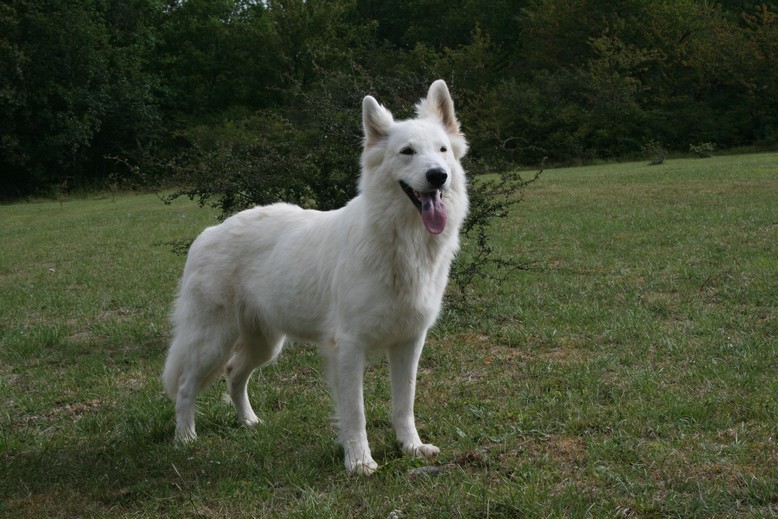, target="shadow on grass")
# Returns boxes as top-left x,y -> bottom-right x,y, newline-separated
1,392 -> 353,517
